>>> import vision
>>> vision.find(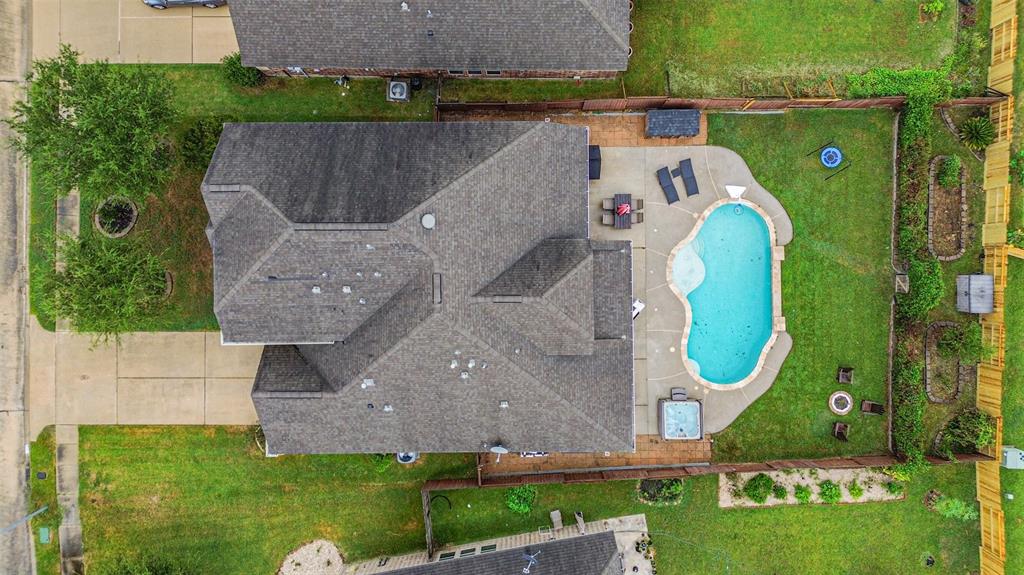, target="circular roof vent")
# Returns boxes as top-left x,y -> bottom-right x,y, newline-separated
421,213 -> 436,230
